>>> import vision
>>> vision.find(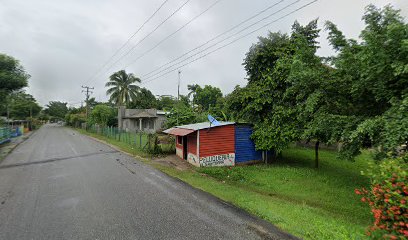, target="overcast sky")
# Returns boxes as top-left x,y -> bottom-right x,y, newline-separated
0,0 -> 407,107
